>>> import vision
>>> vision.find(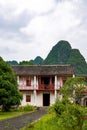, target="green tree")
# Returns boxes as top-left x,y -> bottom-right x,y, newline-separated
0,57 -> 22,111
60,77 -> 85,104
19,60 -> 35,65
